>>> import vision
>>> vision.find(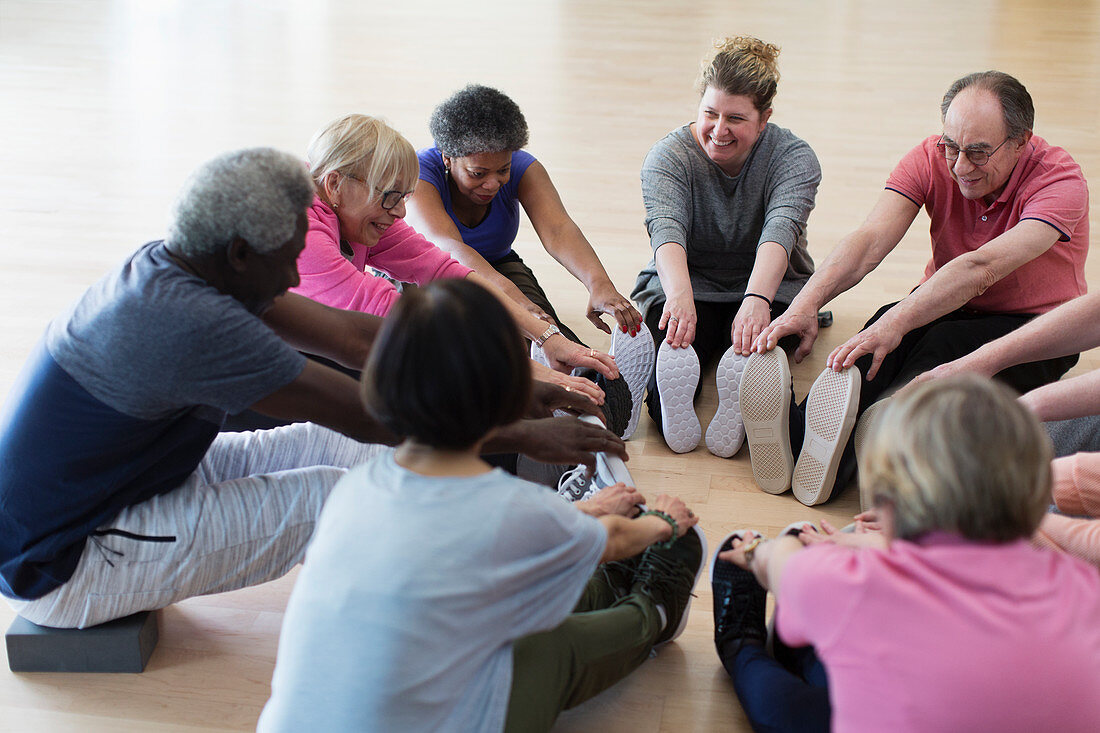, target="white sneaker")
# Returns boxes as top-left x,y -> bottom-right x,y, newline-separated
610,323 -> 656,441
655,341 -> 702,453
557,415 -> 636,502
792,367 -> 861,506
706,346 -> 749,458
739,350 -> 794,493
